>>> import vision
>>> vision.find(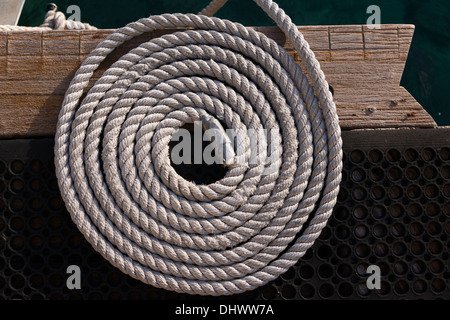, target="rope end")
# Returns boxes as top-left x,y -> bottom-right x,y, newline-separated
46,3 -> 57,12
